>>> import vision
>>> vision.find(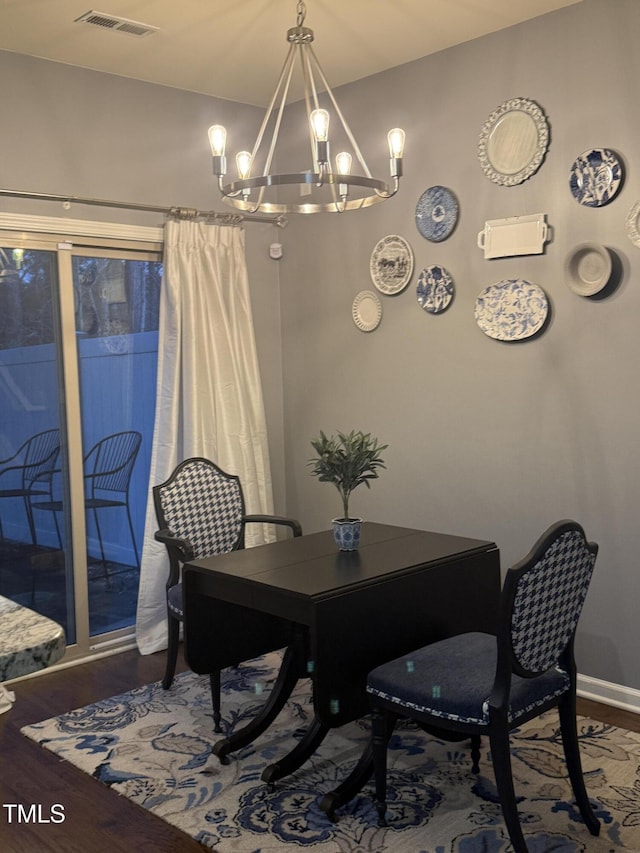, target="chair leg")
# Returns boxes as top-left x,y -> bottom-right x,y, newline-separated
92,509 -> 106,561
470,734 -> 481,773
52,510 -> 63,550
372,706 -> 396,827
162,615 -> 180,690
91,508 -> 111,584
489,724 -> 529,853
125,504 -> 140,569
558,696 -> 601,836
210,670 -> 222,733
24,496 -> 38,545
